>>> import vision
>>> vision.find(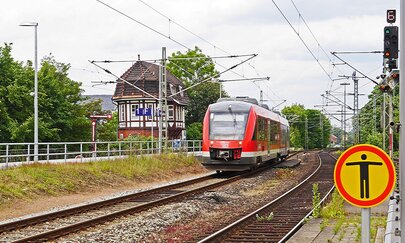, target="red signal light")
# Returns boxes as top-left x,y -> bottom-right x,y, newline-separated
385,51 -> 390,57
